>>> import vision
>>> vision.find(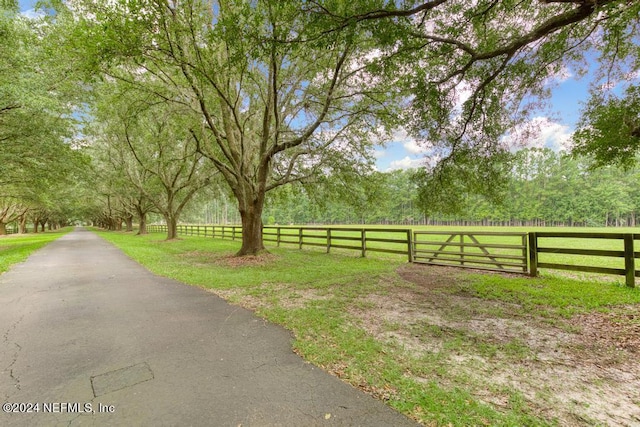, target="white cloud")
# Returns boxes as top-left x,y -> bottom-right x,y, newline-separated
387,156 -> 424,171
403,139 -> 428,155
371,149 -> 387,159
21,9 -> 45,19
388,127 -> 430,155
539,122 -> 573,151
503,117 -> 573,151
545,64 -> 573,84
390,127 -> 411,143
453,80 -> 472,111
